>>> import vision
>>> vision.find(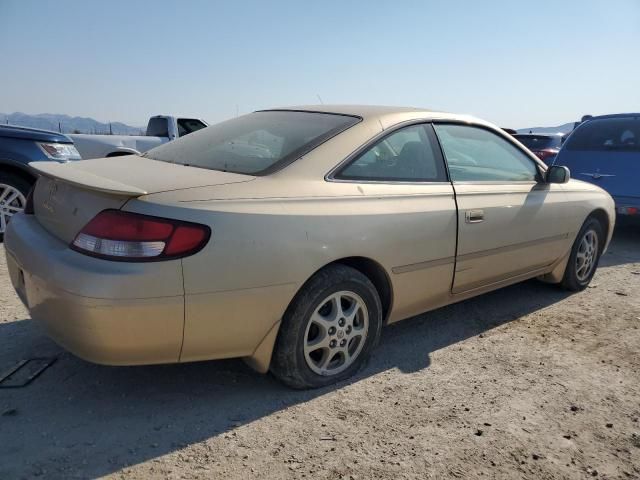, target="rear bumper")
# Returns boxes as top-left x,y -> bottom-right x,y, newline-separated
4,214 -> 185,365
